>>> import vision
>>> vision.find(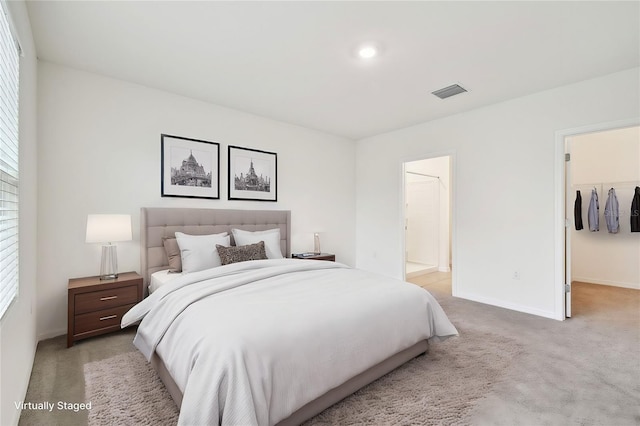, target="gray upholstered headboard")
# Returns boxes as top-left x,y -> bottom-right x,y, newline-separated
141,207 -> 291,290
